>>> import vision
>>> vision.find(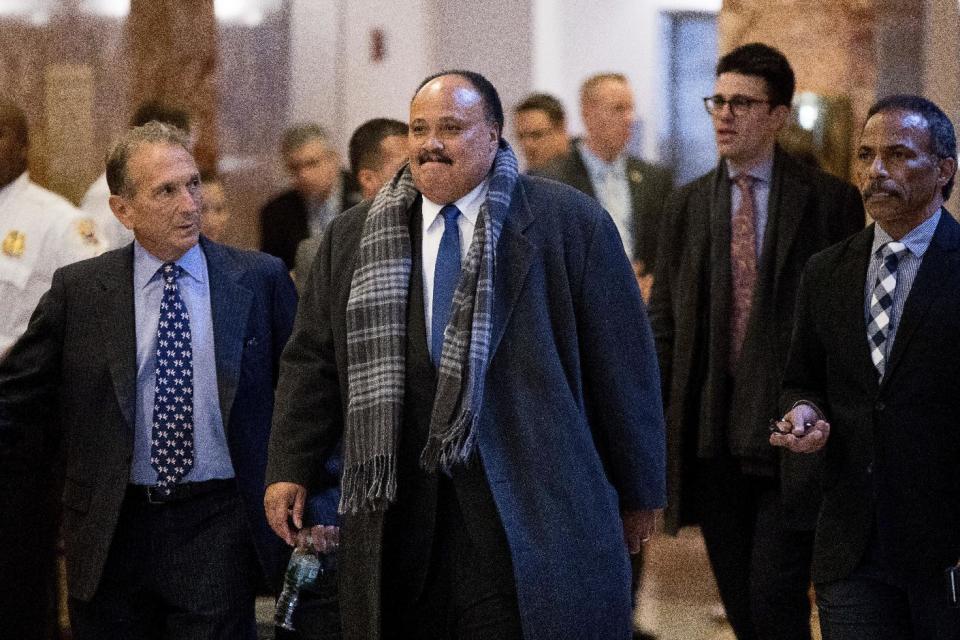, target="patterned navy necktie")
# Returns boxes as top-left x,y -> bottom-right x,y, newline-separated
730,174 -> 757,369
432,204 -> 462,368
150,262 -> 194,495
